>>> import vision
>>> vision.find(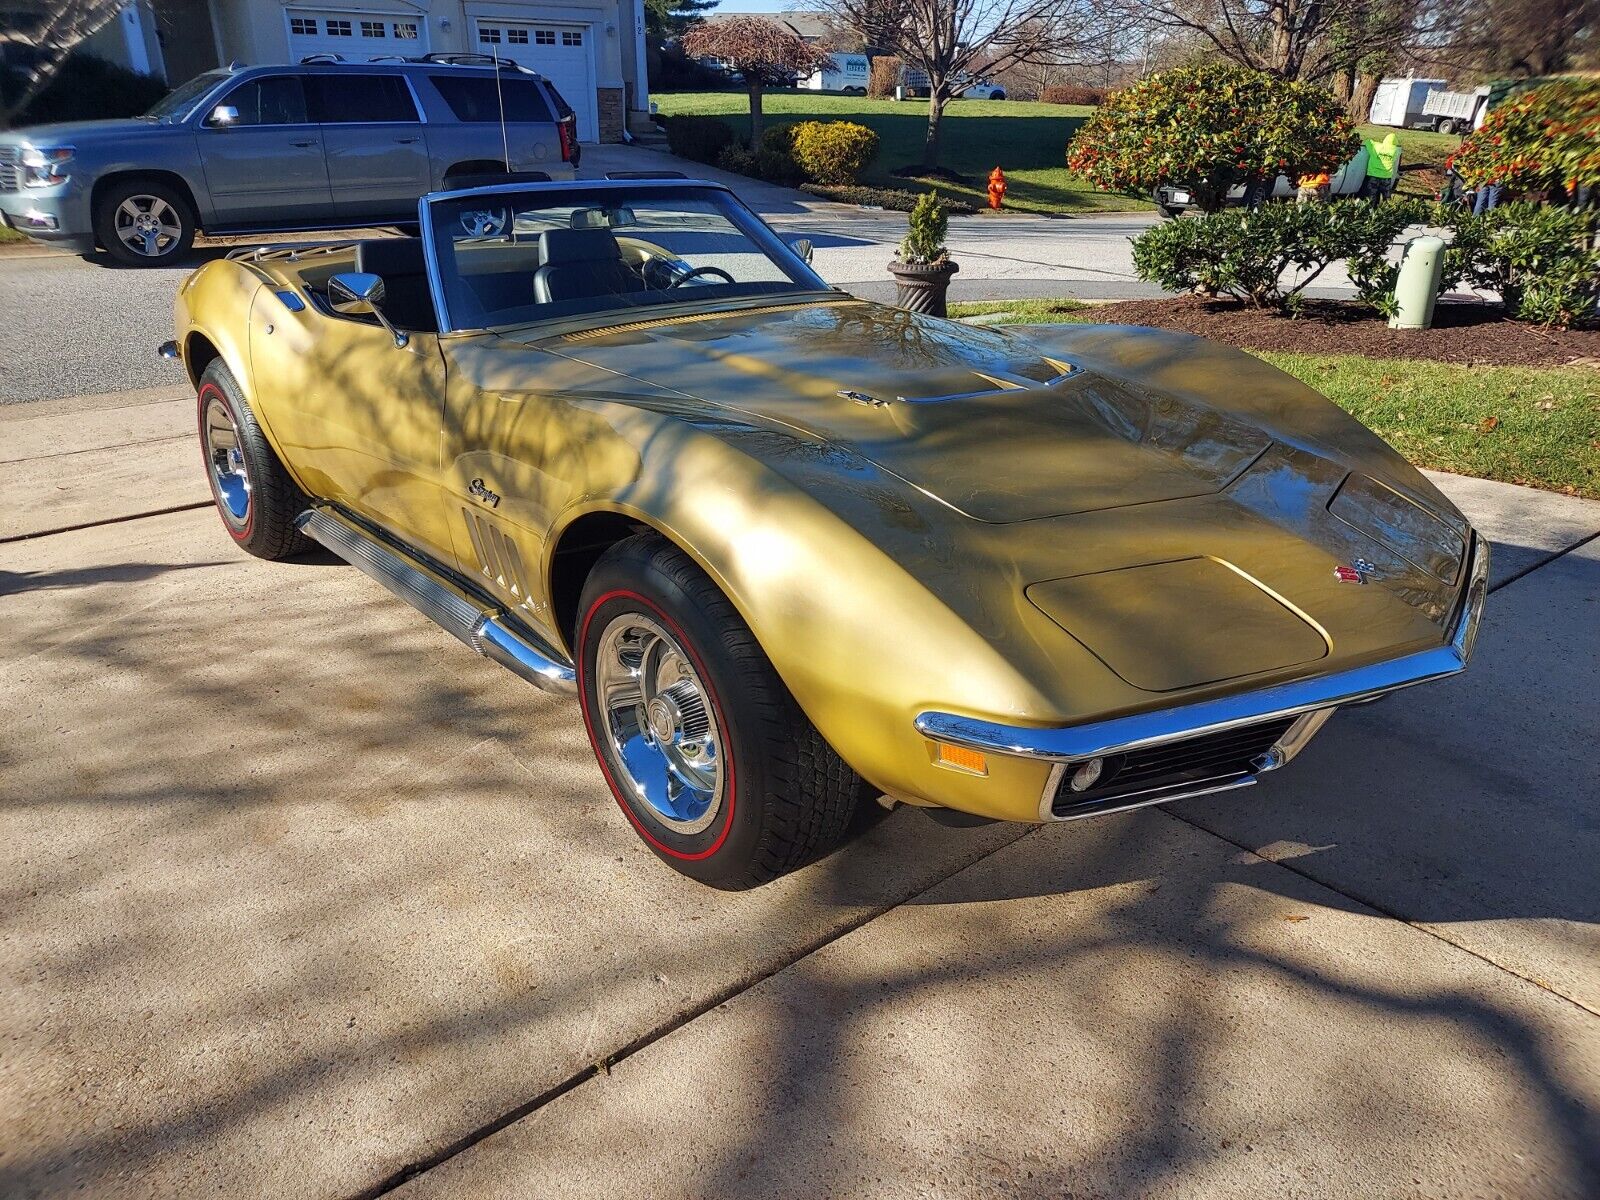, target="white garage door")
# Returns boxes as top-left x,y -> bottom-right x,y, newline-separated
284,9 -> 430,63
475,18 -> 598,142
